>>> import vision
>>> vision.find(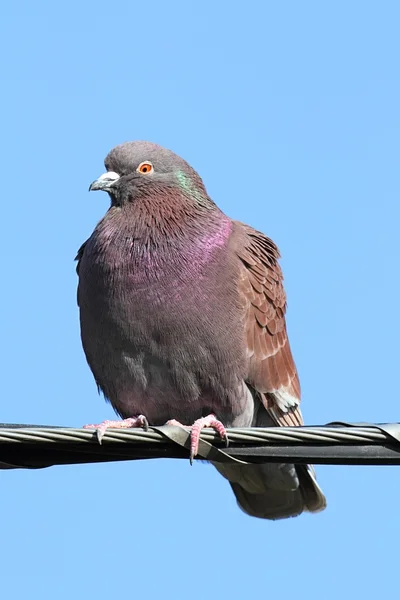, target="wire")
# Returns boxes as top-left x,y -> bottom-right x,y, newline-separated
0,422 -> 399,469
